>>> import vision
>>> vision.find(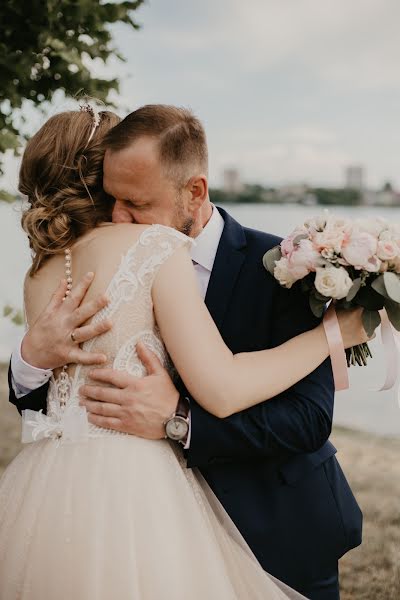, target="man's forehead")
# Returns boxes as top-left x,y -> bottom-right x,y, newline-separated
104,145 -> 161,195
106,137 -> 159,167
